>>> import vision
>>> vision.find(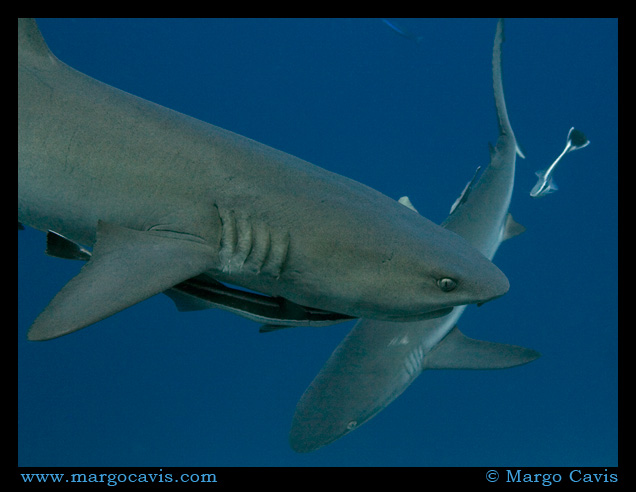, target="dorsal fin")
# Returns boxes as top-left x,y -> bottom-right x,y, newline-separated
18,18 -> 58,67
397,196 -> 419,213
